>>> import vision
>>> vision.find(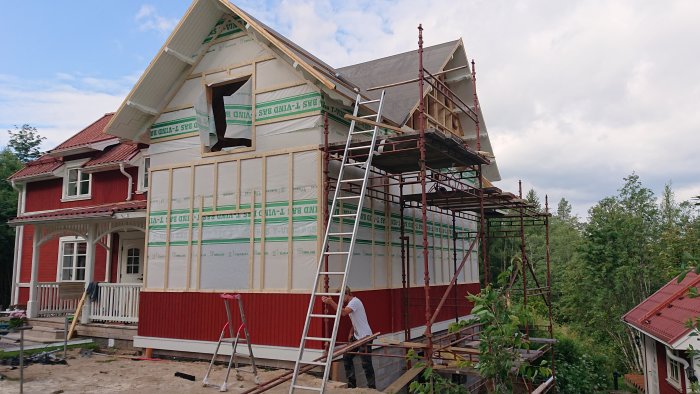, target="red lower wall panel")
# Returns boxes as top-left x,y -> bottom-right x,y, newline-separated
138,283 -> 481,348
